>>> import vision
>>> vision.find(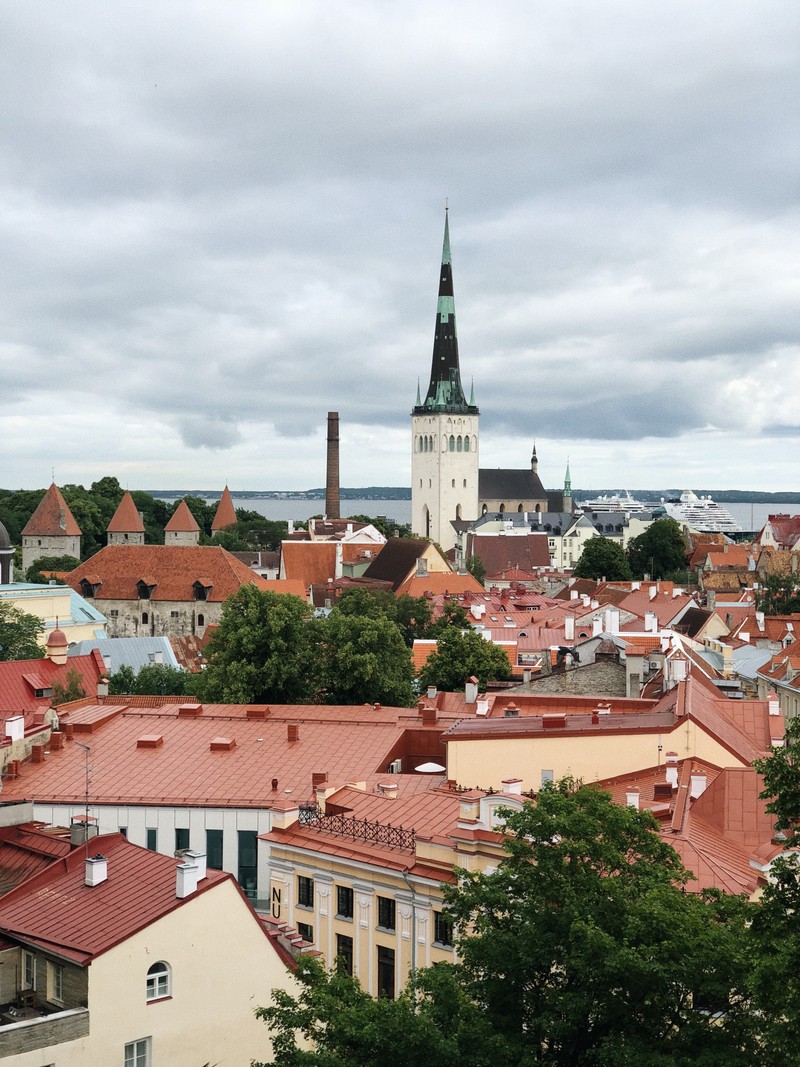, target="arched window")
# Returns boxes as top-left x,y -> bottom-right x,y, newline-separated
499,503 -> 505,514
449,435 -> 455,451
482,504 -> 488,516
141,612 -> 149,625
535,504 -> 541,513
197,613 -> 205,628
464,436 -> 470,452
456,504 -> 462,520
423,436 -> 428,453
456,435 -> 463,452
518,504 -> 524,513
452,479 -> 455,488
146,961 -> 171,1001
